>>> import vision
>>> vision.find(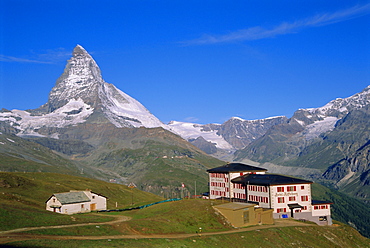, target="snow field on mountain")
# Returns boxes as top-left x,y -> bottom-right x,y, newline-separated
101,83 -> 166,129
302,116 -> 338,140
168,121 -> 233,149
0,99 -> 93,136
